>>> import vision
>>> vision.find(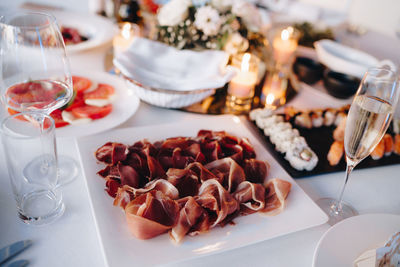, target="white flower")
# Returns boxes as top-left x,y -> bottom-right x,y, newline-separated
211,0 -> 232,12
232,0 -> 262,32
223,33 -> 249,55
157,0 -> 191,27
194,6 -> 222,36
